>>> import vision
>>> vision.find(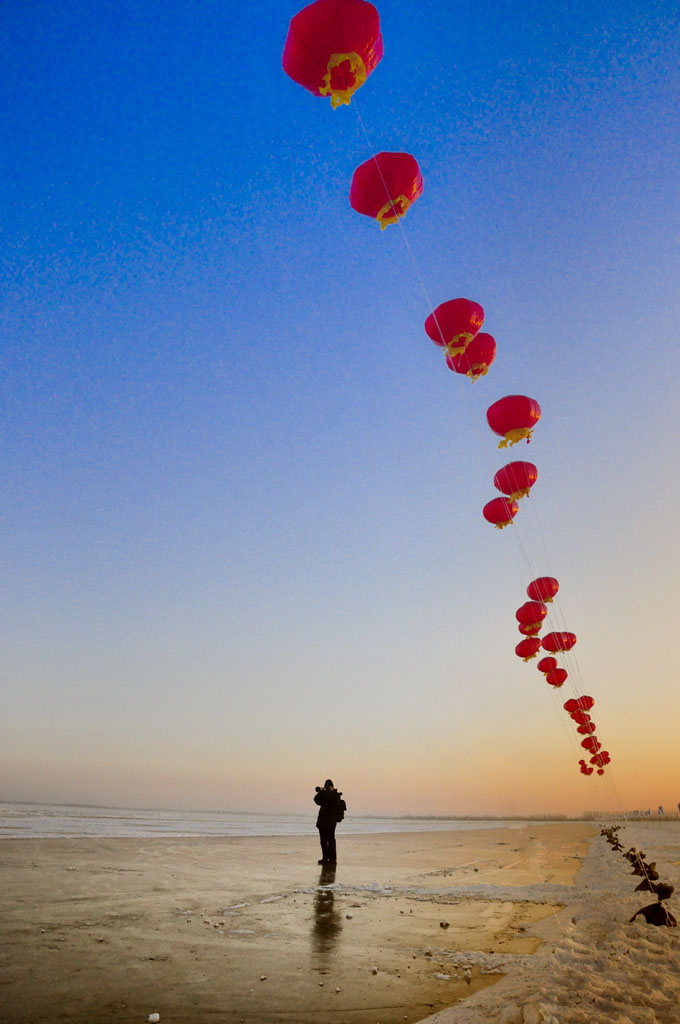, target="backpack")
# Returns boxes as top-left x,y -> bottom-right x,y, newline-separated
336,798 -> 347,823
